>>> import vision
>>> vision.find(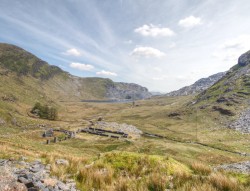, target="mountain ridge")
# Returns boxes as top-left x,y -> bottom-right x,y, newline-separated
165,72 -> 226,96
0,43 -> 151,101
